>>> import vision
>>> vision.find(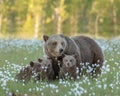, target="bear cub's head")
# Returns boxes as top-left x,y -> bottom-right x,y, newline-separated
62,54 -> 76,68
15,61 -> 42,82
38,58 -> 53,73
38,58 -> 54,81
